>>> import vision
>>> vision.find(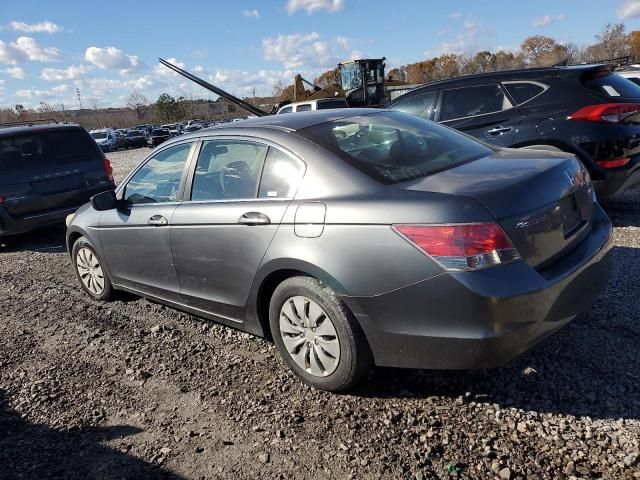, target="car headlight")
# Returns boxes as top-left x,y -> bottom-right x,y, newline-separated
65,213 -> 75,228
